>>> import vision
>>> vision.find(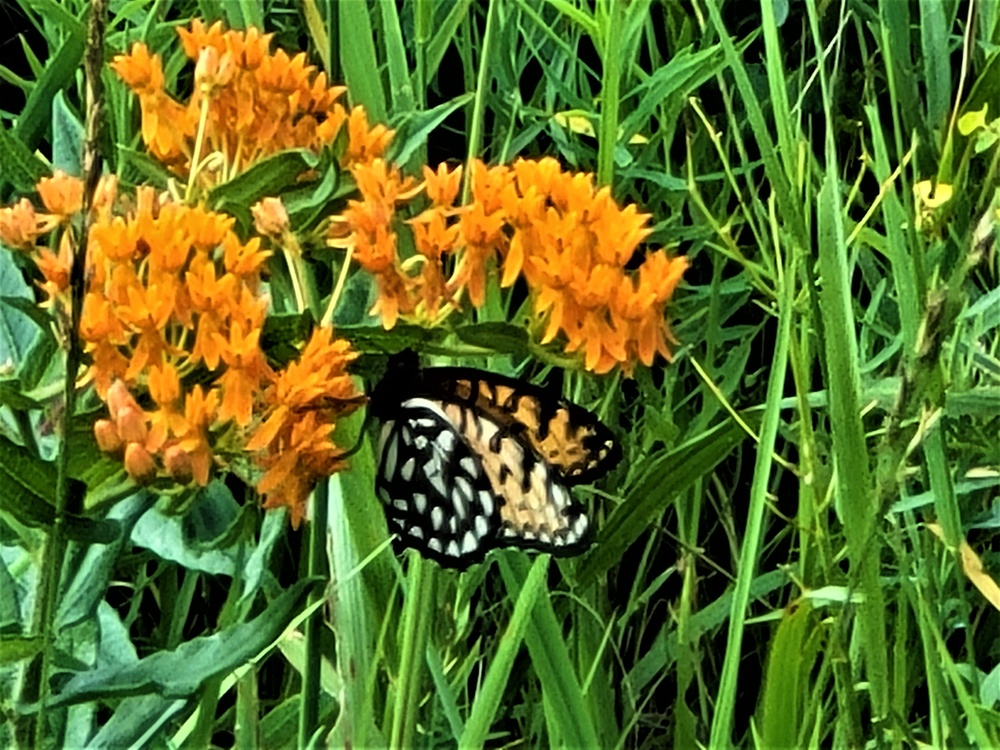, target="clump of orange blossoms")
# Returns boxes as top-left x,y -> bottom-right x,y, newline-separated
110,19 -> 393,186
329,156 -> 687,373
0,172 -> 361,527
